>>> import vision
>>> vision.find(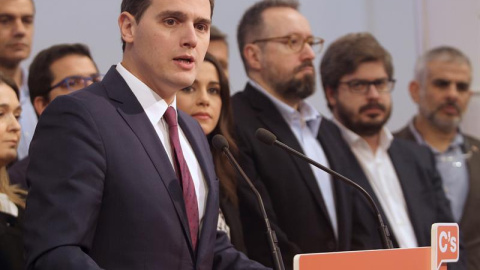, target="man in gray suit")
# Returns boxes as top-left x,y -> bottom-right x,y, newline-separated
395,46 -> 479,270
